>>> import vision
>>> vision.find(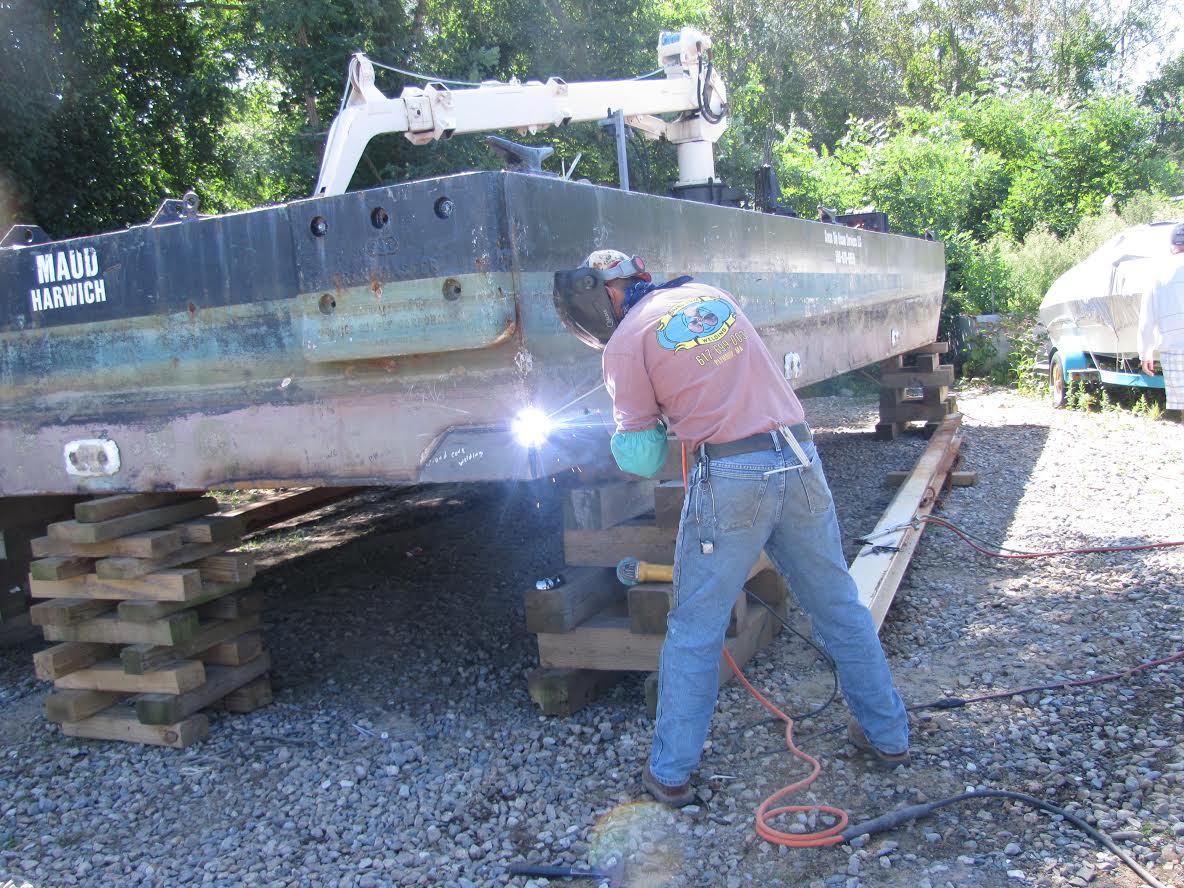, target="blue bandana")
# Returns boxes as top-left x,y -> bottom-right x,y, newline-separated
623,275 -> 694,315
